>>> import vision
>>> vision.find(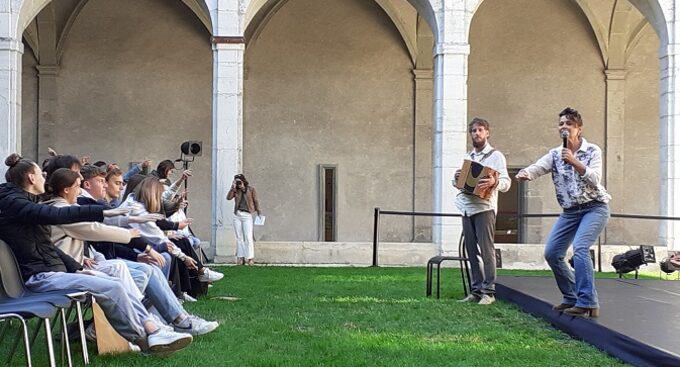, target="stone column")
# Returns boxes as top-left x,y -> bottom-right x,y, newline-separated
413,68 -> 433,241
604,68 -> 626,244
660,43 -> 680,251
0,38 -> 23,178
211,39 -> 245,261
36,64 -> 58,163
432,42 -> 468,255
